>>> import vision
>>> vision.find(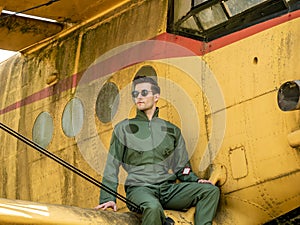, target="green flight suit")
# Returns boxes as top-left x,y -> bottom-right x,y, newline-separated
100,108 -> 219,225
